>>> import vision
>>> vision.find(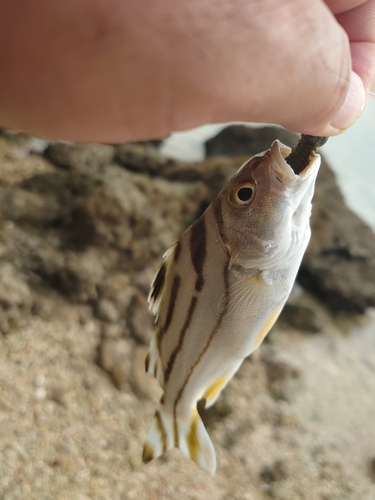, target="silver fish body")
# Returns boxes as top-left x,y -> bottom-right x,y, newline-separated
143,140 -> 321,473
